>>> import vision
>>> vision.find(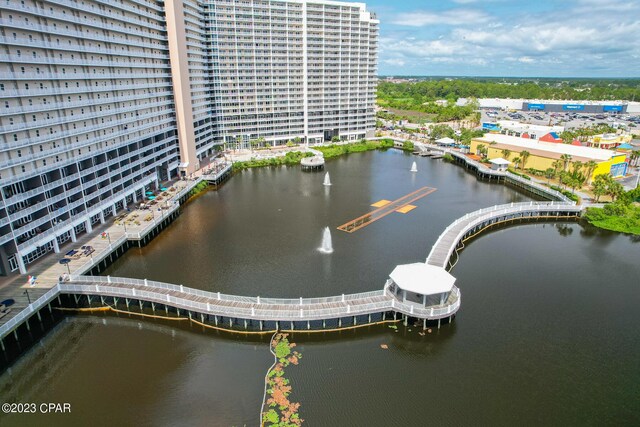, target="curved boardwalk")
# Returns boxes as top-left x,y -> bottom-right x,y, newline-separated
60,276 -> 460,322
427,201 -> 583,269
1,200 -> 587,342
